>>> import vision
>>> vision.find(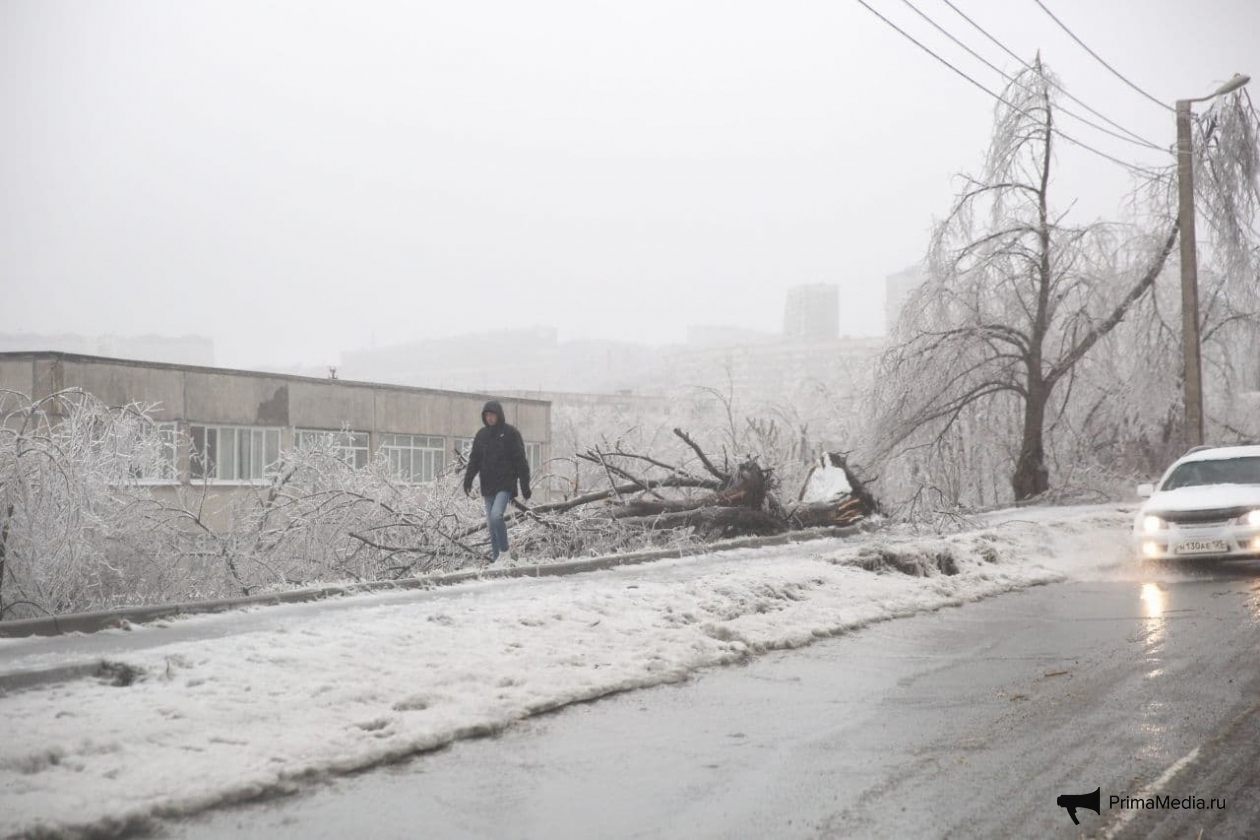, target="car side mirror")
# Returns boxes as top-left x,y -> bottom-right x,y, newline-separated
1137,483 -> 1154,498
